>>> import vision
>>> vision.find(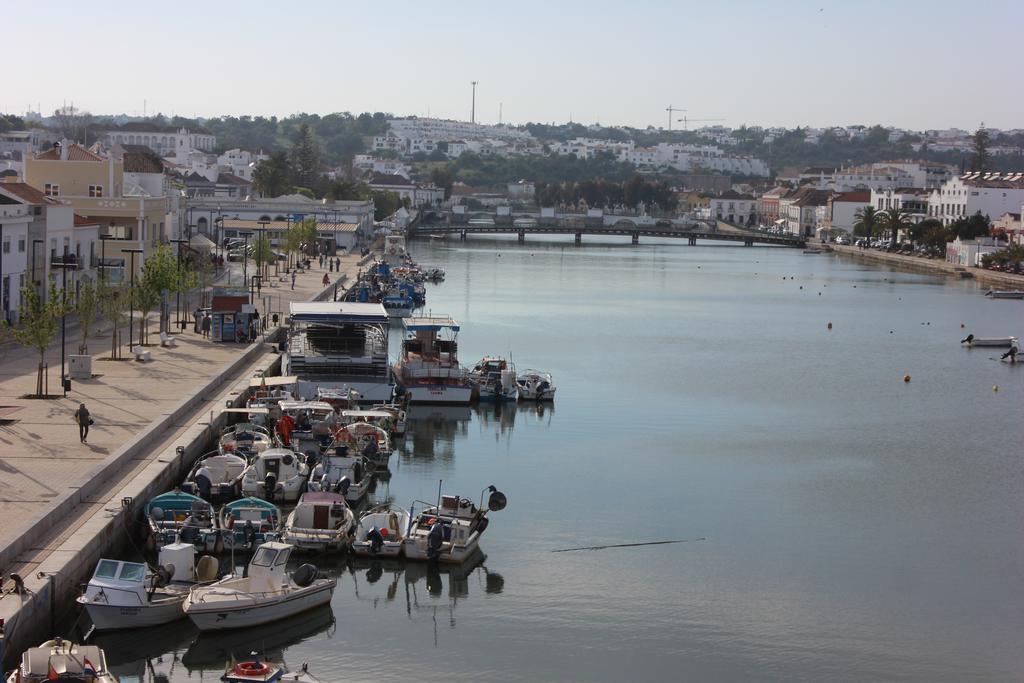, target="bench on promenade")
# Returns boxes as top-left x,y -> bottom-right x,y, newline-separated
132,345 -> 152,362
159,332 -> 178,348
